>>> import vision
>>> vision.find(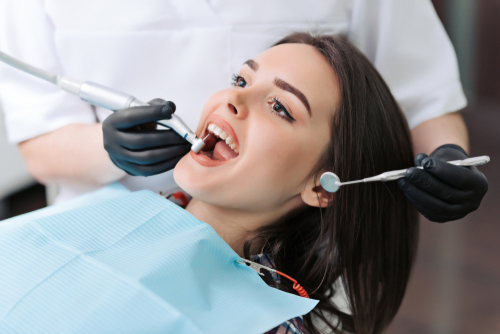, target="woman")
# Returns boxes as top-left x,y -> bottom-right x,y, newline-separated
173,33 -> 419,334
2,33 -> 418,334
